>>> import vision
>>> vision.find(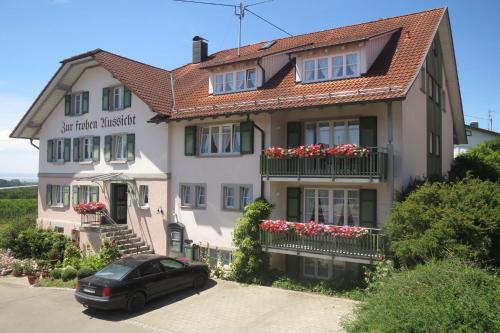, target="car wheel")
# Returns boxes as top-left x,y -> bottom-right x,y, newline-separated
126,292 -> 146,313
193,273 -> 207,289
